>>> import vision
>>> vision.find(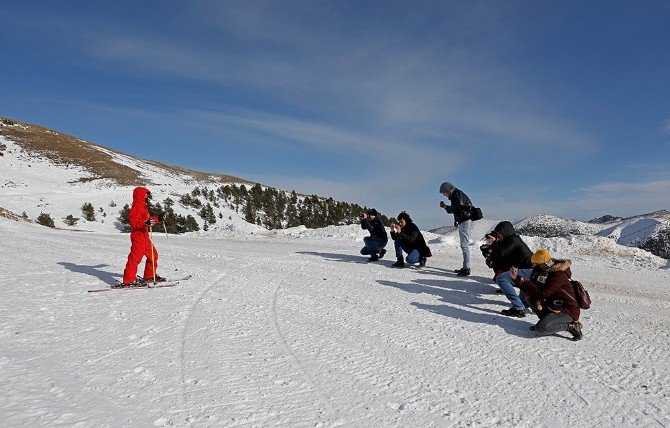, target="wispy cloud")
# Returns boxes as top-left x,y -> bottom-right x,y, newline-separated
12,4 -> 595,157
